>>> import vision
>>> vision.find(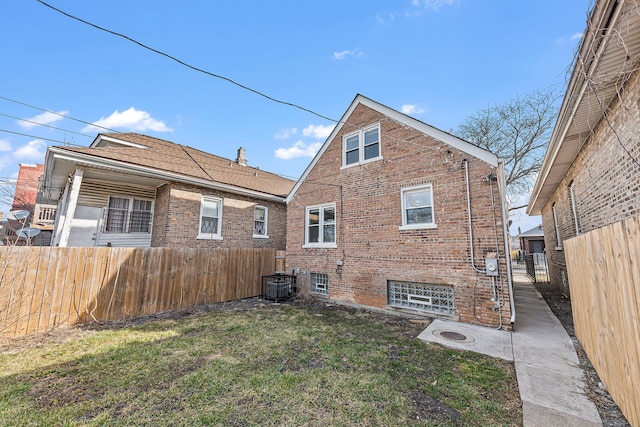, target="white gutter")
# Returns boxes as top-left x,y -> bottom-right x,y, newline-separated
498,159 -> 515,324
528,0 -> 624,215
48,148 -> 288,203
